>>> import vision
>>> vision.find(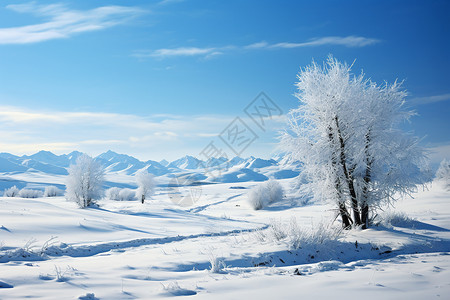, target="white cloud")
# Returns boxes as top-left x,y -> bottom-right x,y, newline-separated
0,2 -> 145,44
0,105 -> 284,160
270,36 -> 380,48
0,142 -> 77,154
0,108 -> 66,122
137,36 -> 380,59
133,46 -> 235,59
409,93 -> 450,106
144,47 -> 218,58
0,105 -> 235,160
244,41 -> 269,49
